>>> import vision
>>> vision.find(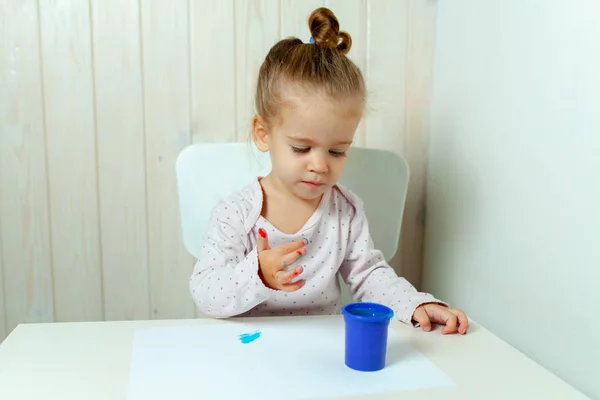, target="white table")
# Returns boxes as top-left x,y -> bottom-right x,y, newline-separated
0,315 -> 589,399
